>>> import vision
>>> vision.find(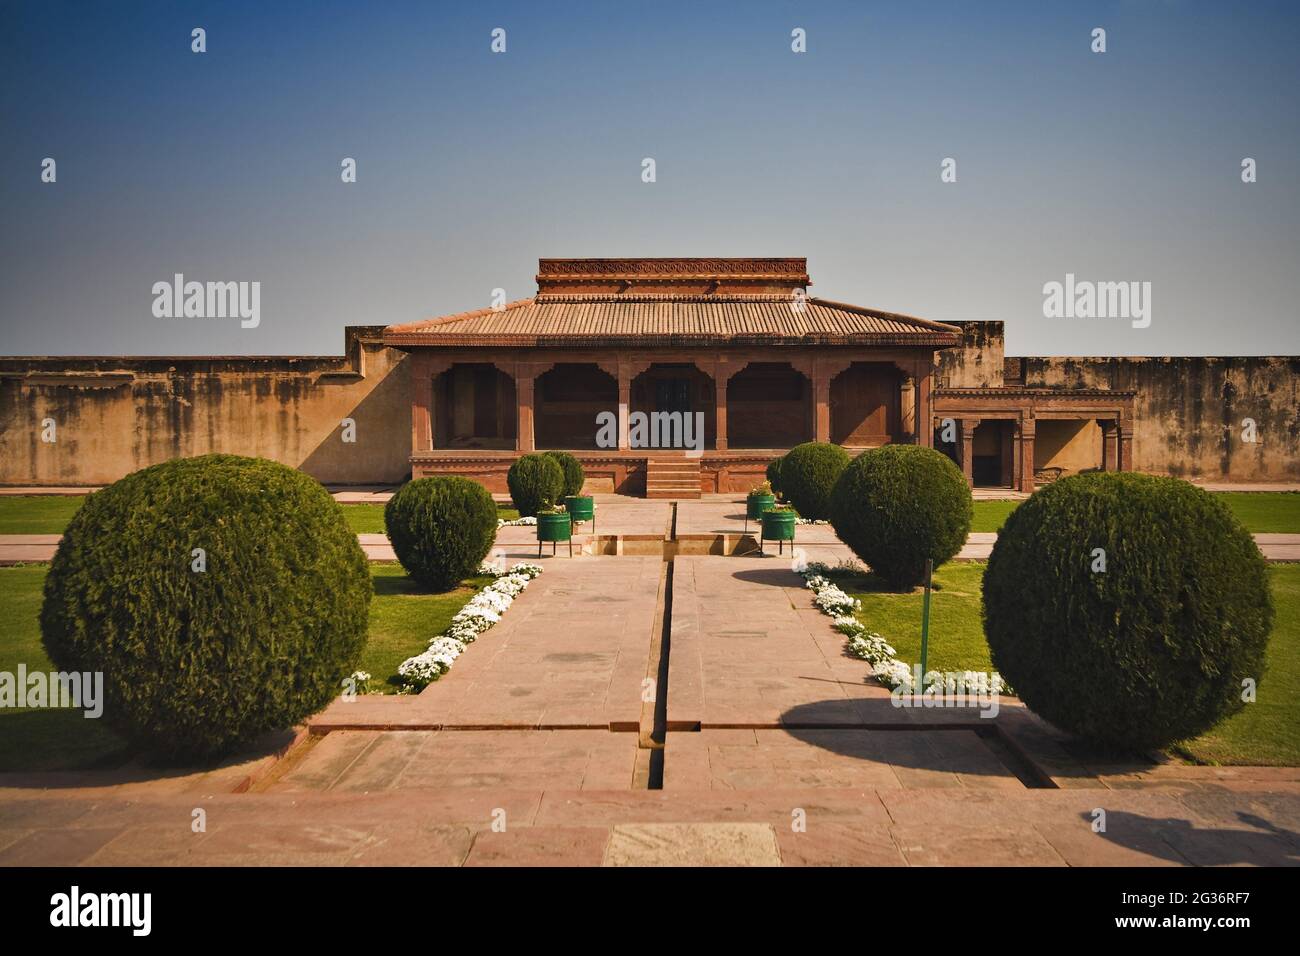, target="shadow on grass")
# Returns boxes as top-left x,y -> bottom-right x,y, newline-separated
731,563 -> 944,597
371,571 -> 485,597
